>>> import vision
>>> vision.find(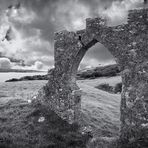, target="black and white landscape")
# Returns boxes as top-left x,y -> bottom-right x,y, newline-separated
0,0 -> 148,148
